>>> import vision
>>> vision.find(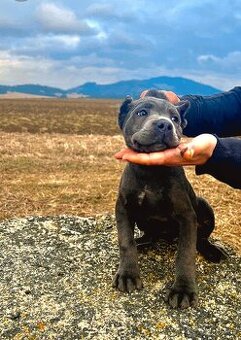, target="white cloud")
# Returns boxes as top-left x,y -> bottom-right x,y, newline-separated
1,1 -> 241,91
198,55 -> 219,63
197,51 -> 241,74
0,51 -> 55,85
47,34 -> 80,48
187,72 -> 241,91
34,34 -> 81,49
0,50 -> 122,87
36,3 -> 96,35
1,49 -> 240,91
10,34 -> 81,56
86,3 -> 114,17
